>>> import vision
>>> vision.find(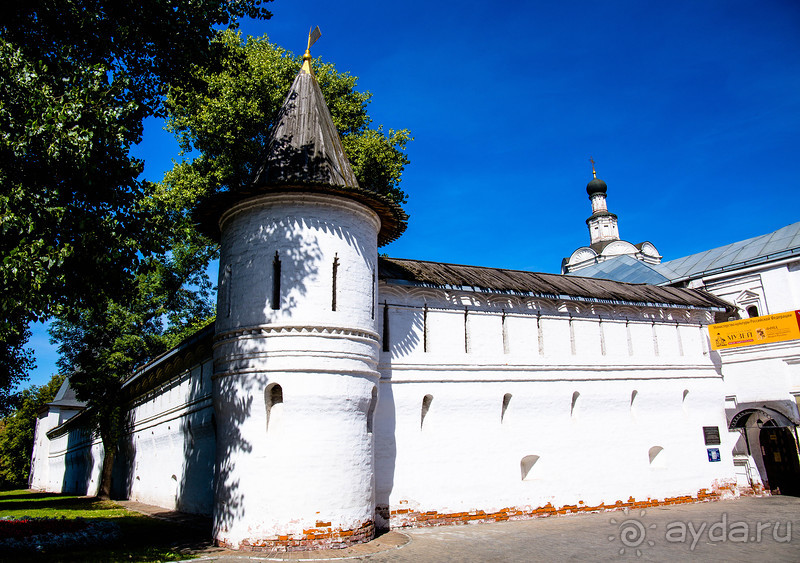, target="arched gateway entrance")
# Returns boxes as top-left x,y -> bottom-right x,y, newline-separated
729,406 -> 800,496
